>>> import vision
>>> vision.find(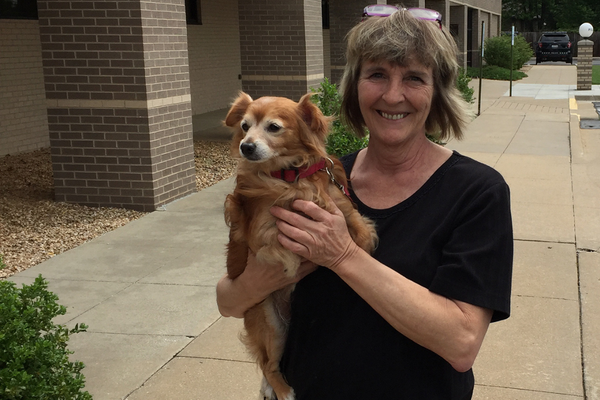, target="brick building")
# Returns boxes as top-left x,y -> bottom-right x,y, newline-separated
0,0 -> 501,211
